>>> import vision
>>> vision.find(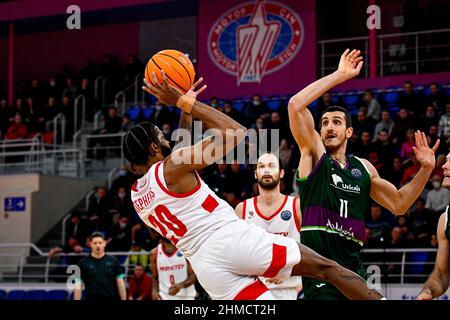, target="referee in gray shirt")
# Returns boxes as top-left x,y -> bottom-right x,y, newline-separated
74,232 -> 127,301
